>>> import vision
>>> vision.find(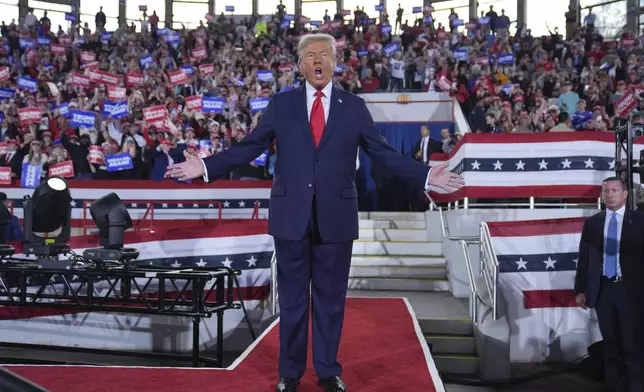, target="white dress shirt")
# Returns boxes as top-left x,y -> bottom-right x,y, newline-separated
603,204 -> 625,277
420,136 -> 429,164
202,81 -> 434,189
